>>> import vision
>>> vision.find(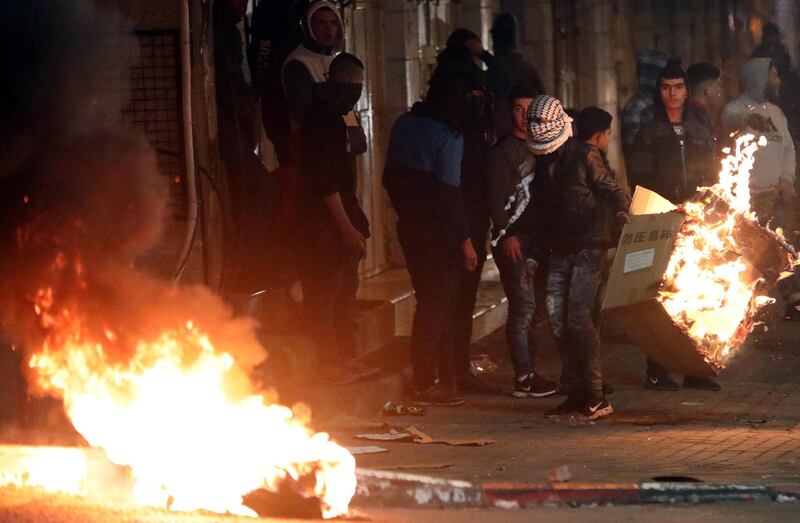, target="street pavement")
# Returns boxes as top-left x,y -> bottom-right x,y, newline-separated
1,490 -> 798,522
310,302 -> 800,495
